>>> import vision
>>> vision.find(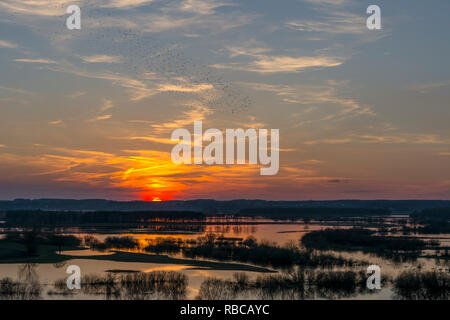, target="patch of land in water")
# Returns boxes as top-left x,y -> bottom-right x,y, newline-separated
105,269 -> 140,274
69,251 -> 275,273
0,241 -> 275,273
